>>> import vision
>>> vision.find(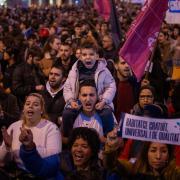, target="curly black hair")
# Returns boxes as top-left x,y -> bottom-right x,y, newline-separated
68,127 -> 101,160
